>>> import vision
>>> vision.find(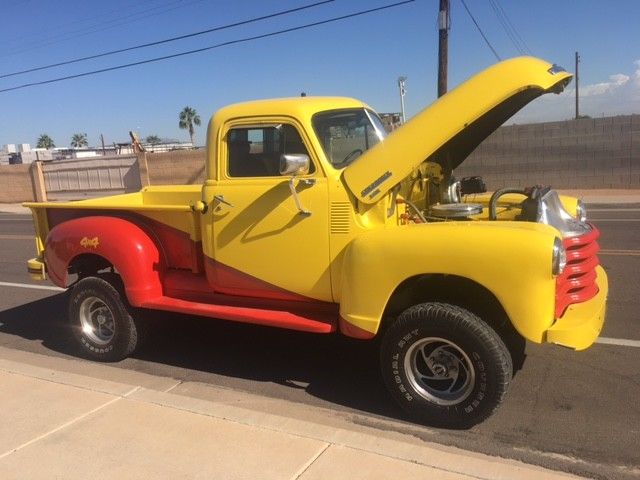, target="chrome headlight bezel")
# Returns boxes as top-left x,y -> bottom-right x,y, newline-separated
552,237 -> 567,276
576,200 -> 587,222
